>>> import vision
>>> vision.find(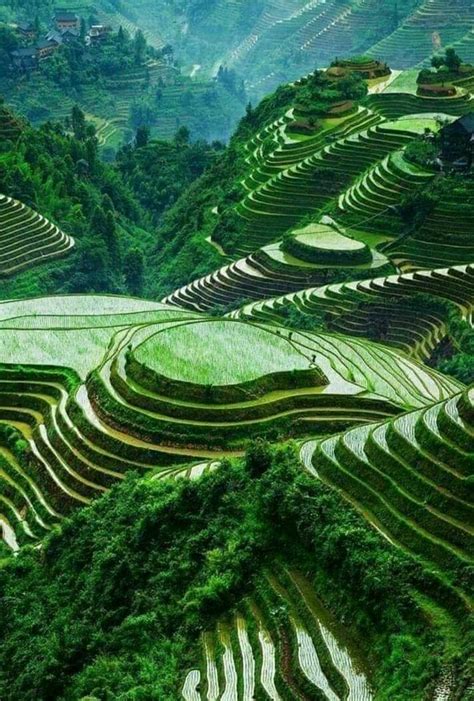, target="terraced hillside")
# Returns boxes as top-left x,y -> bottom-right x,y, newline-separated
164,222 -> 391,313
7,0 -> 474,108
156,66 -> 474,698
1,27 -> 246,148
0,292 -> 461,550
0,57 -> 473,700
0,195 -> 74,276
93,0 -> 473,100
232,263 -> 474,359
367,0 -> 473,68
164,102 -> 474,312
183,570 -> 373,701
302,387 -> 473,599
0,103 -> 24,143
